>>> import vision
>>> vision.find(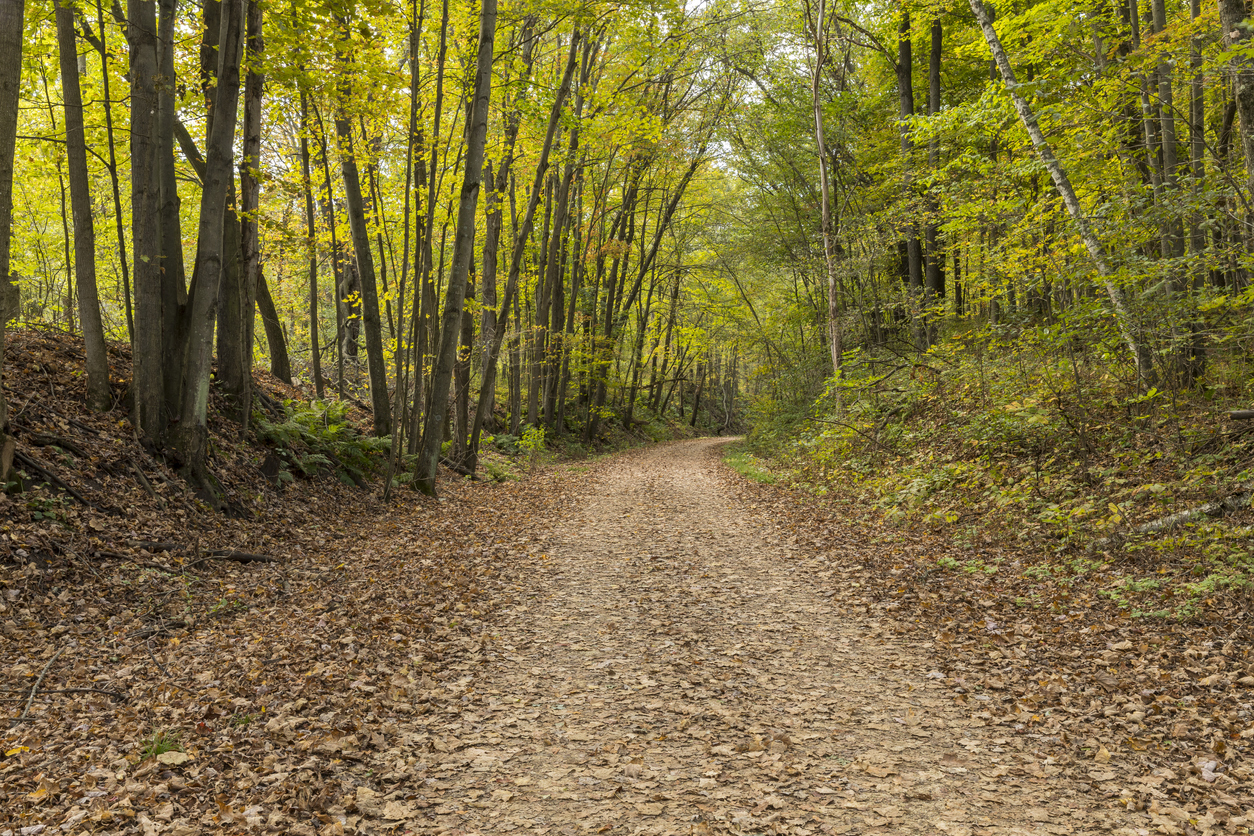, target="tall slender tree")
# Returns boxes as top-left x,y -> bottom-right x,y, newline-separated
335,16 -> 392,437
128,0 -> 165,446
414,0 -> 497,495
0,0 -> 24,480
56,0 -> 111,411
968,0 -> 1155,383
170,0 -> 247,486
